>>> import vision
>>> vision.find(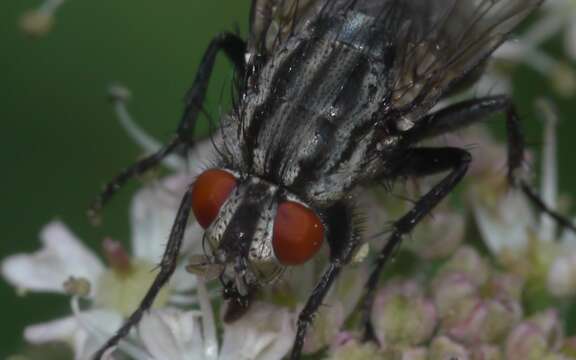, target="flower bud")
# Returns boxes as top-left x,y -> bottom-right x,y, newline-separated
429,336 -> 470,360
471,344 -> 502,360
408,208 -> 465,260
372,280 -> 437,347
398,347 -> 428,360
437,246 -> 490,287
505,309 -> 564,360
432,272 -> 477,319
433,269 -> 523,344
326,340 -> 382,360
444,297 -> 521,345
